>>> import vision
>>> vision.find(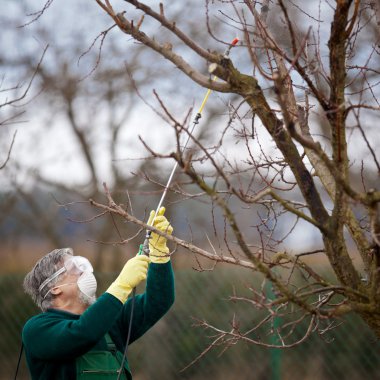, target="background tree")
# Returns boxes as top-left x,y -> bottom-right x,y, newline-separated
0,17 -> 139,267
83,0 -> 380,348
0,0 -> 221,271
